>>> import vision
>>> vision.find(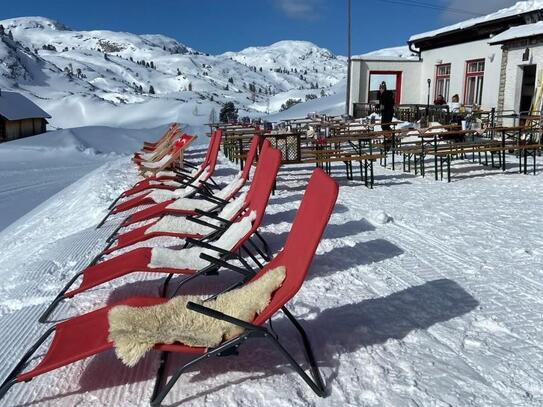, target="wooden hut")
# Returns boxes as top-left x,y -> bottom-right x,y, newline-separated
0,90 -> 51,142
